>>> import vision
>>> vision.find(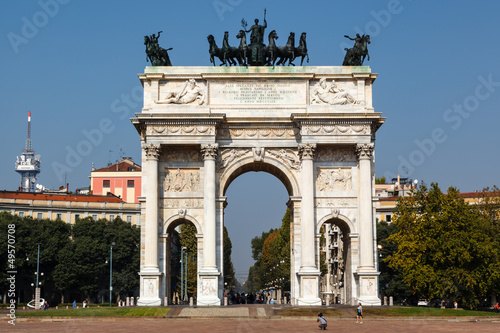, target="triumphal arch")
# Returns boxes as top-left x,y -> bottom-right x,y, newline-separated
132,65 -> 384,306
